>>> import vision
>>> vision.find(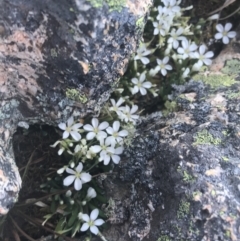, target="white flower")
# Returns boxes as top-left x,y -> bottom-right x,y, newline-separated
63,163 -> 91,191
100,146 -> 124,165
153,21 -> 169,36
182,67 -> 190,78
106,121 -> 128,145
162,0 -> 181,15
57,165 -> 67,174
86,187 -> 97,199
192,45 -> 214,71
109,97 -> 125,115
215,23 -> 236,44
167,27 -> 187,49
207,14 -> 219,21
177,39 -> 198,59
134,43 -> 151,65
83,118 -> 109,140
150,56 -> 172,76
131,72 -> 152,95
119,105 -> 139,123
90,137 -> 115,157
80,209 -> 105,235
156,6 -> 169,21
58,117 -> 83,141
